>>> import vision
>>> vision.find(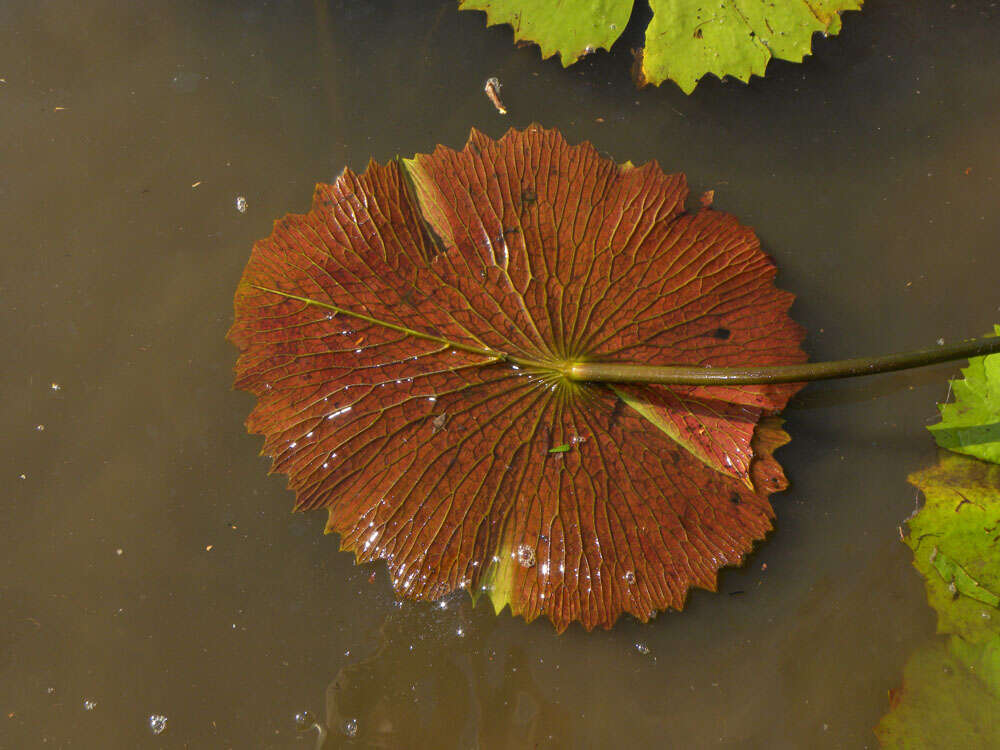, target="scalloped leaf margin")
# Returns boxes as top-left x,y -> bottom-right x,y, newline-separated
228,126 -> 806,631
459,0 -> 863,93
